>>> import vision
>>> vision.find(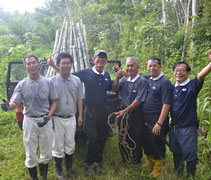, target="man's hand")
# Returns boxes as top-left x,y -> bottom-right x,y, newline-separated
47,57 -> 54,66
77,116 -> 83,126
0,100 -> 9,112
115,109 -> 127,118
112,64 -> 120,72
208,49 -> 211,61
152,123 -> 161,136
37,115 -> 51,127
